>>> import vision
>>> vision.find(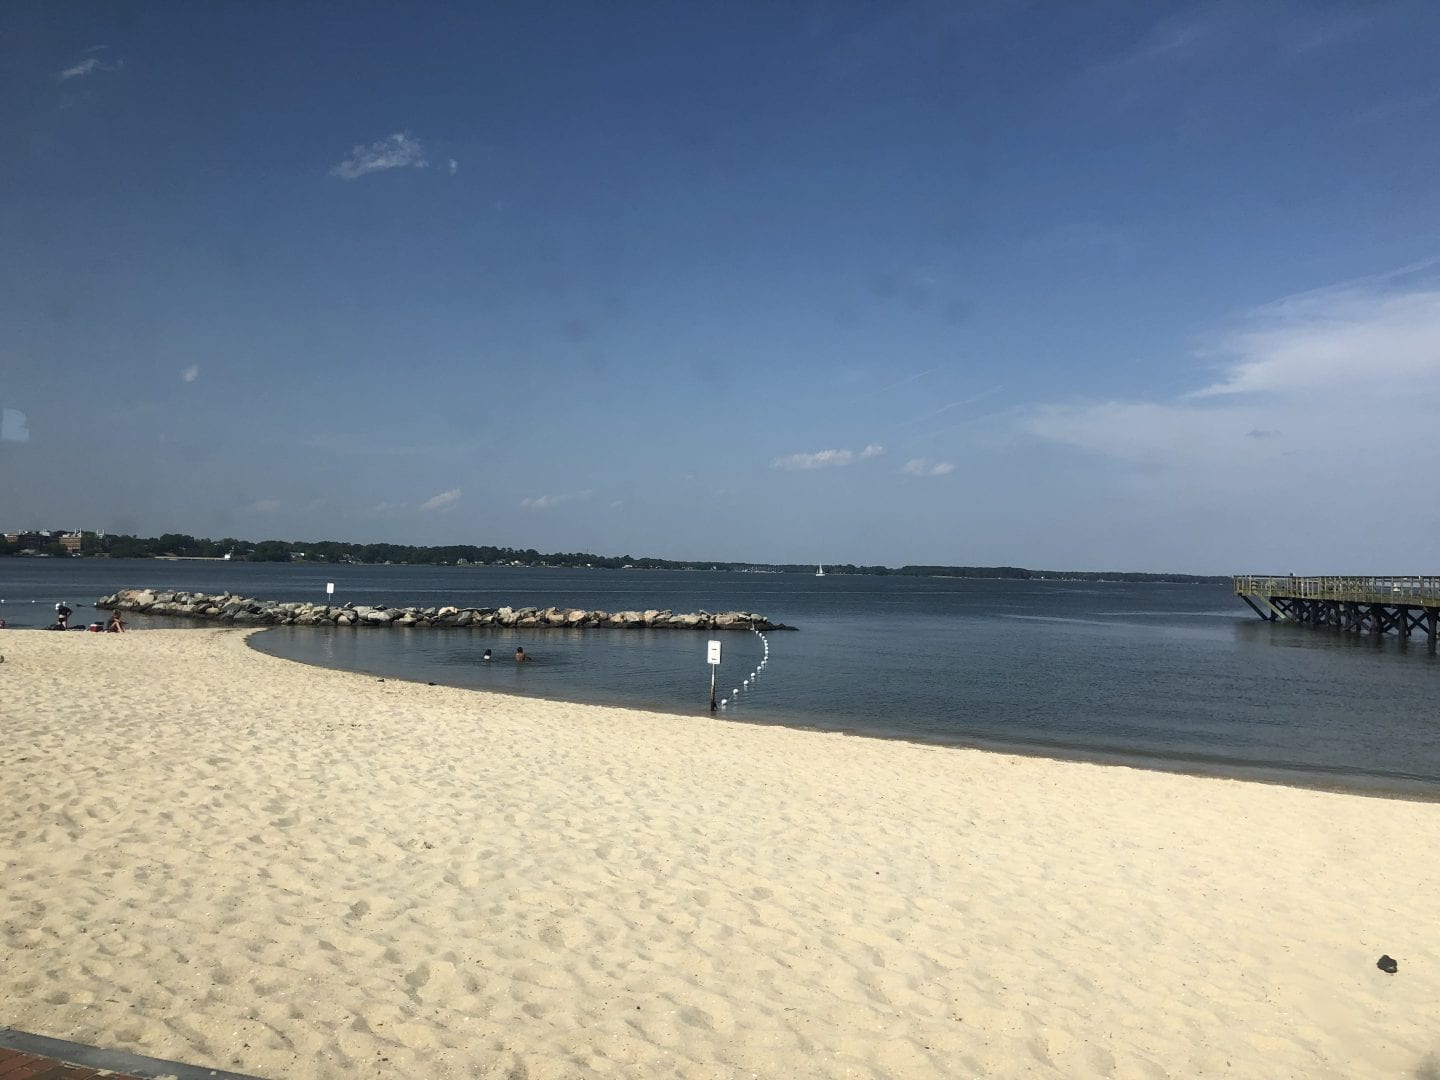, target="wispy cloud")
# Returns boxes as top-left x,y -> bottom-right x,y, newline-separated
1,408 -> 30,442
1346,87 -> 1440,127
181,365 -> 200,383
421,488 -> 461,511
771,444 -> 884,470
1093,7 -> 1369,89
906,385 -> 1005,428
1190,286 -> 1440,398
1023,274 -> 1440,494
1090,9 -> 1224,79
57,55 -> 121,81
448,159 -> 459,175
875,367 -> 938,395
331,132 -> 428,180
902,458 -> 956,477
243,499 -> 280,513
521,490 -> 592,510
369,501 -> 409,514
